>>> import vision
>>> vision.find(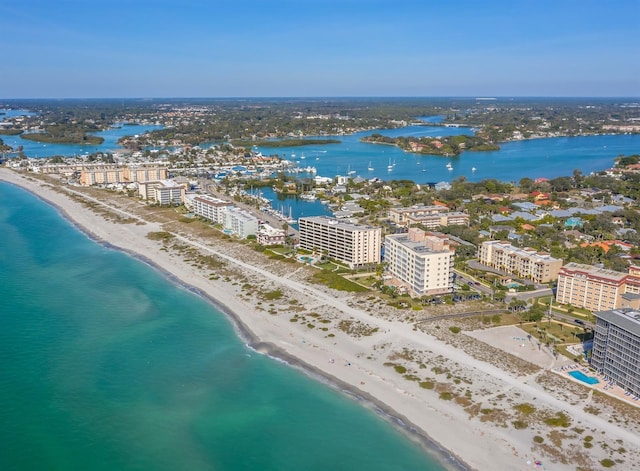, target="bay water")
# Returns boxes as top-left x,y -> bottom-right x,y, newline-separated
0,182 -> 452,471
